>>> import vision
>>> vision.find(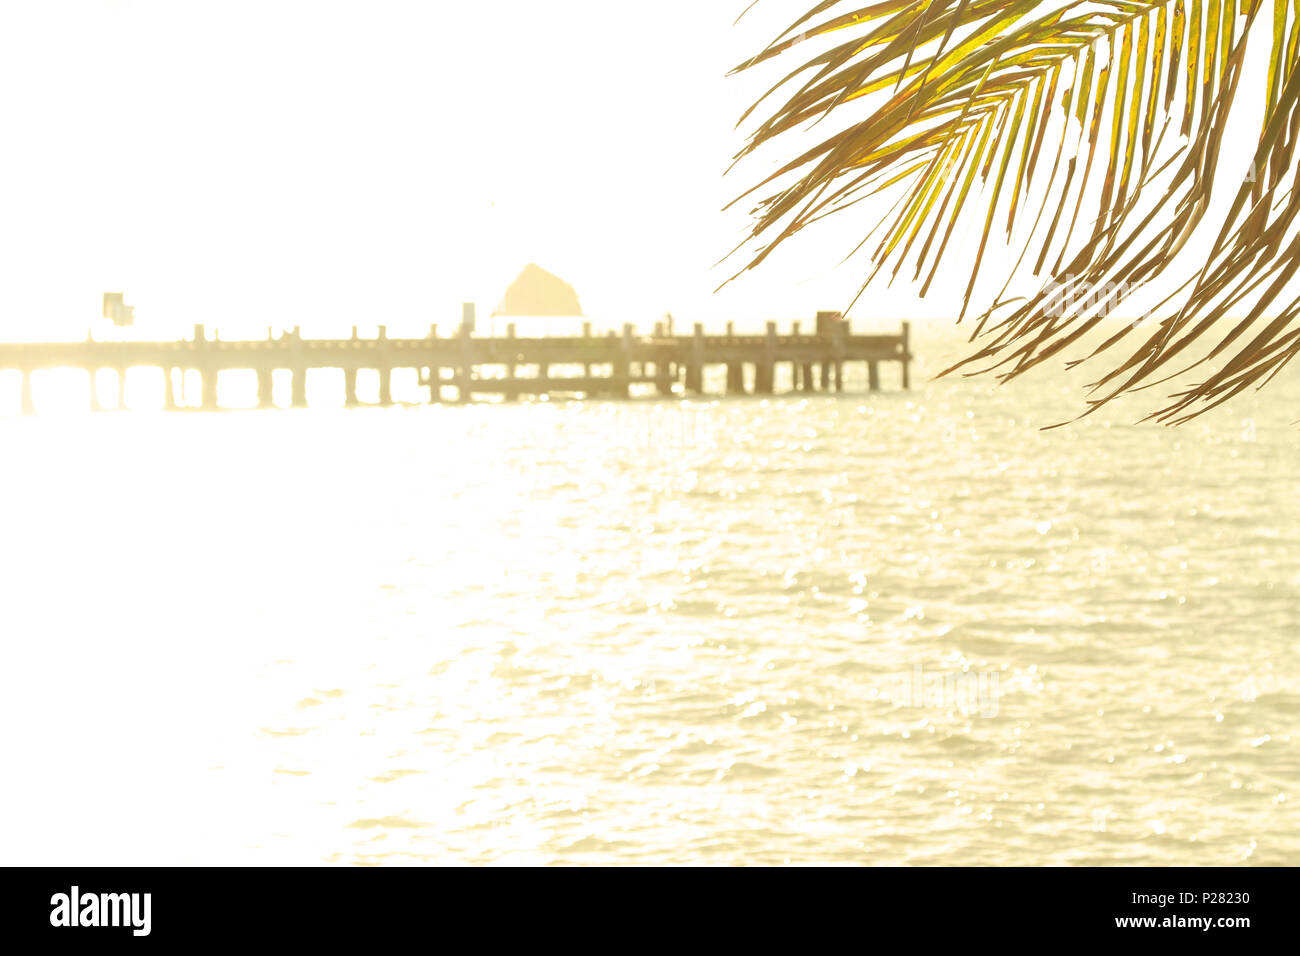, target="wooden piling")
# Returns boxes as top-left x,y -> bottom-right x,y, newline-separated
757,321 -> 776,394
201,368 -> 218,410
257,368 -> 274,409
726,362 -> 745,394
456,320 -> 472,403
290,327 -> 307,409
162,369 -> 177,412
686,323 -> 705,394
901,321 -> 911,389
613,325 -> 632,398
376,326 -> 391,406
654,359 -> 672,395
